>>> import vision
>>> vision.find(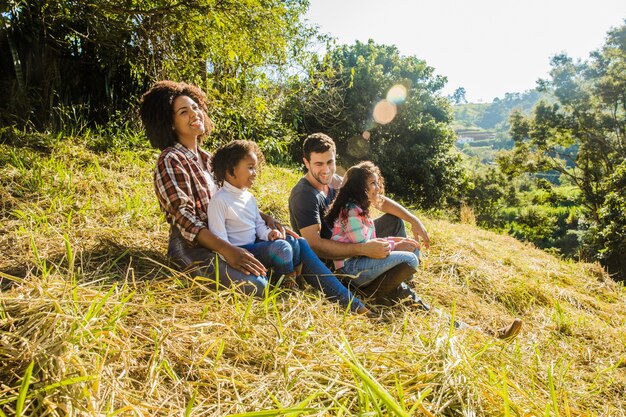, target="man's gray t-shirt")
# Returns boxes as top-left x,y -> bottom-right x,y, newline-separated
289,177 -> 337,240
